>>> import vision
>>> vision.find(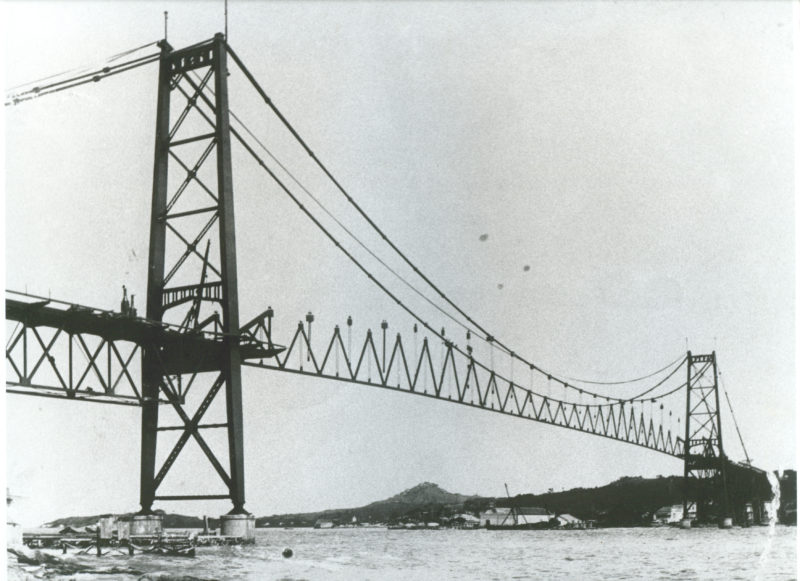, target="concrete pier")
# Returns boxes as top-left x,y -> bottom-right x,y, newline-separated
719,517 -> 733,529
131,514 -> 164,536
680,519 -> 692,529
220,514 -> 255,542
